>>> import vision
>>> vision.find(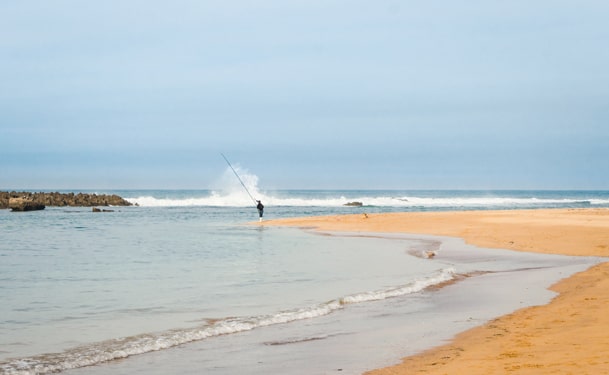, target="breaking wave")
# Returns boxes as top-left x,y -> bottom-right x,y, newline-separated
117,167 -> 609,209
126,194 -> 609,208
0,268 -> 456,375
